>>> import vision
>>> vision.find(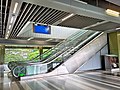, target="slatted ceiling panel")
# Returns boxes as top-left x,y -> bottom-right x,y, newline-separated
30,6 -> 44,21
29,6 -> 42,21
49,12 -> 69,24
9,2 -> 29,38
58,14 -> 104,29
9,2 -> 70,38
87,22 -> 120,31
35,7 -> 50,22
2,0 -> 6,37
9,2 -> 28,38
0,0 -> 11,38
0,9 -> 2,34
0,0 -> 3,38
40,9 -> 55,23
13,6 -> 45,37
48,11 -> 66,24
3,0 -> 8,29
37,8 -> 55,23
41,10 -> 60,24
25,5 -> 37,21
10,5 -> 41,38
44,9 -> 59,24
13,3 -> 34,36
